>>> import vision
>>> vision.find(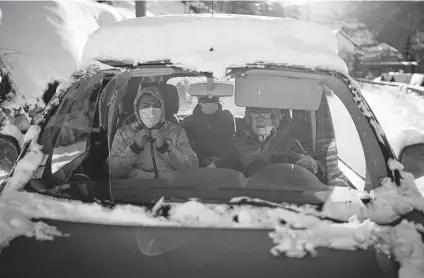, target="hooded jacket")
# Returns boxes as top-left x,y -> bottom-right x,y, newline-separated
109,86 -> 198,179
234,115 -> 306,169
182,103 -> 239,168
